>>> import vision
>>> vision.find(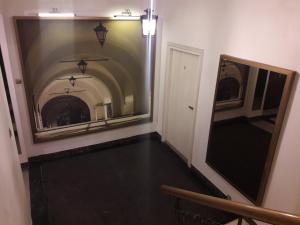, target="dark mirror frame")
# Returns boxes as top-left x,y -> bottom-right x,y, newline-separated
13,16 -> 156,143
206,54 -> 295,205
